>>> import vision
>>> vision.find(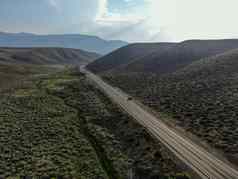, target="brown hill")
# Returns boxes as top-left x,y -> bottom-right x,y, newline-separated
88,39 -> 238,75
0,47 -> 99,90
87,43 -> 175,74
0,47 -> 99,65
